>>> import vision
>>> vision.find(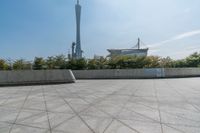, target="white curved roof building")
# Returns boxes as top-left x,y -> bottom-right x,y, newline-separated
107,38 -> 149,57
